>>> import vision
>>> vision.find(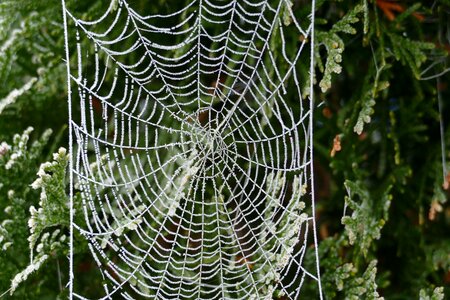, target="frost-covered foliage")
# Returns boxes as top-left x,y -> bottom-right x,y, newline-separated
0,128 -> 62,297
10,147 -> 69,294
341,180 -> 392,256
334,260 -> 382,300
308,0 -> 449,298
0,0 -> 88,297
0,1 -> 68,137
0,0 -> 449,299
419,287 -> 445,300
315,4 -> 364,93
